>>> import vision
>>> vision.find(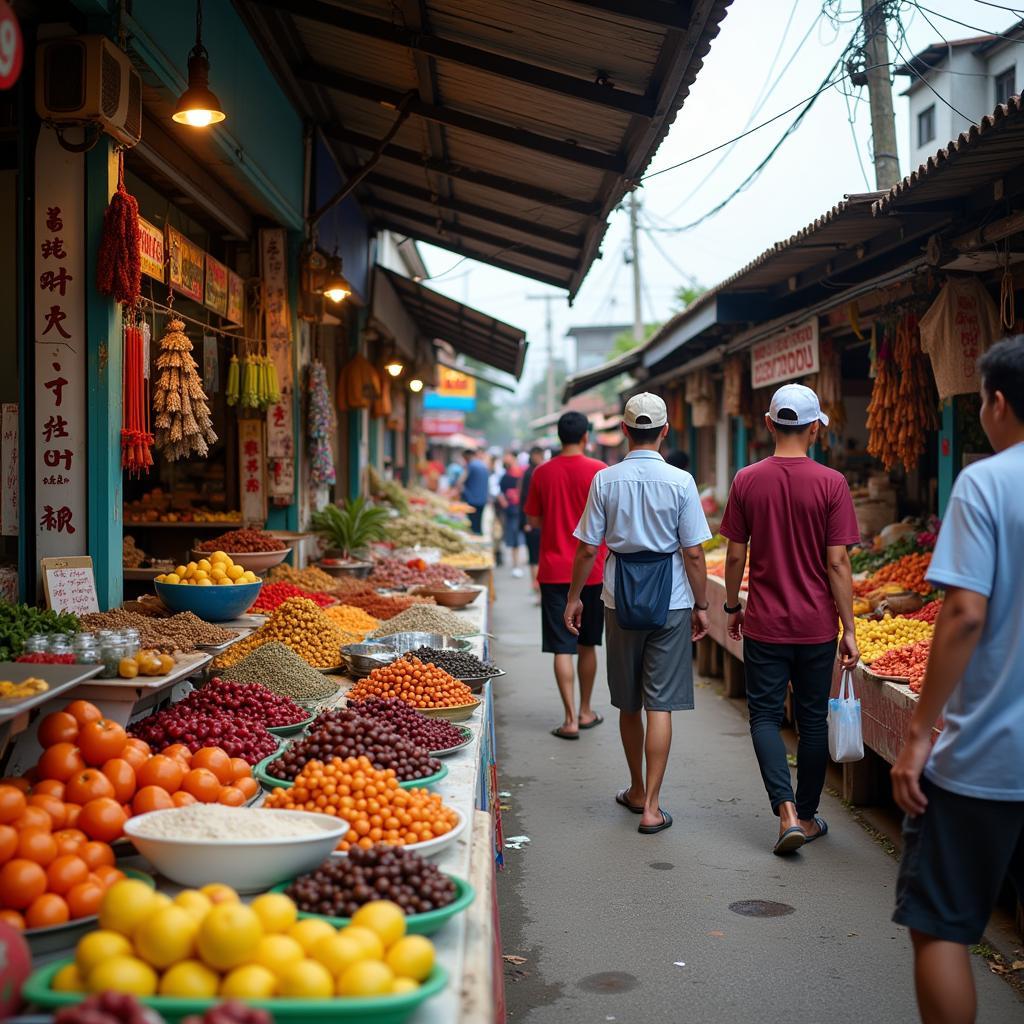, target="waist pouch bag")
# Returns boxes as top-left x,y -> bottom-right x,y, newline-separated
612,549 -> 674,631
